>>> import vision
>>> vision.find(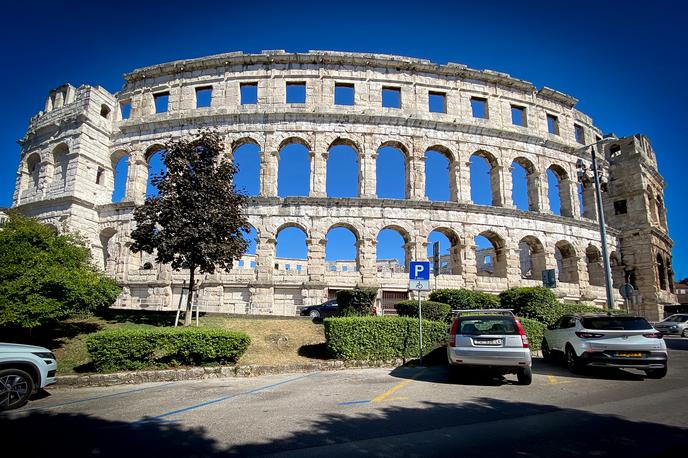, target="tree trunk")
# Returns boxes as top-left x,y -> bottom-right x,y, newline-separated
184,264 -> 195,326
